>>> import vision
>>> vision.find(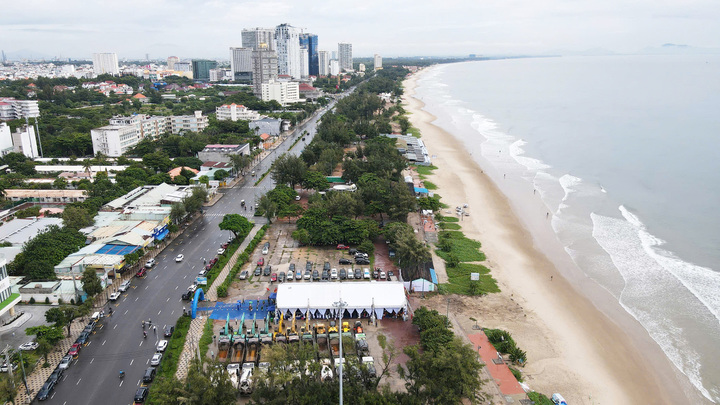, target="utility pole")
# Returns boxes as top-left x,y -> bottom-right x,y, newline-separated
3,345 -> 15,388
333,297 -> 347,405
18,349 -> 30,396
446,298 -> 451,327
